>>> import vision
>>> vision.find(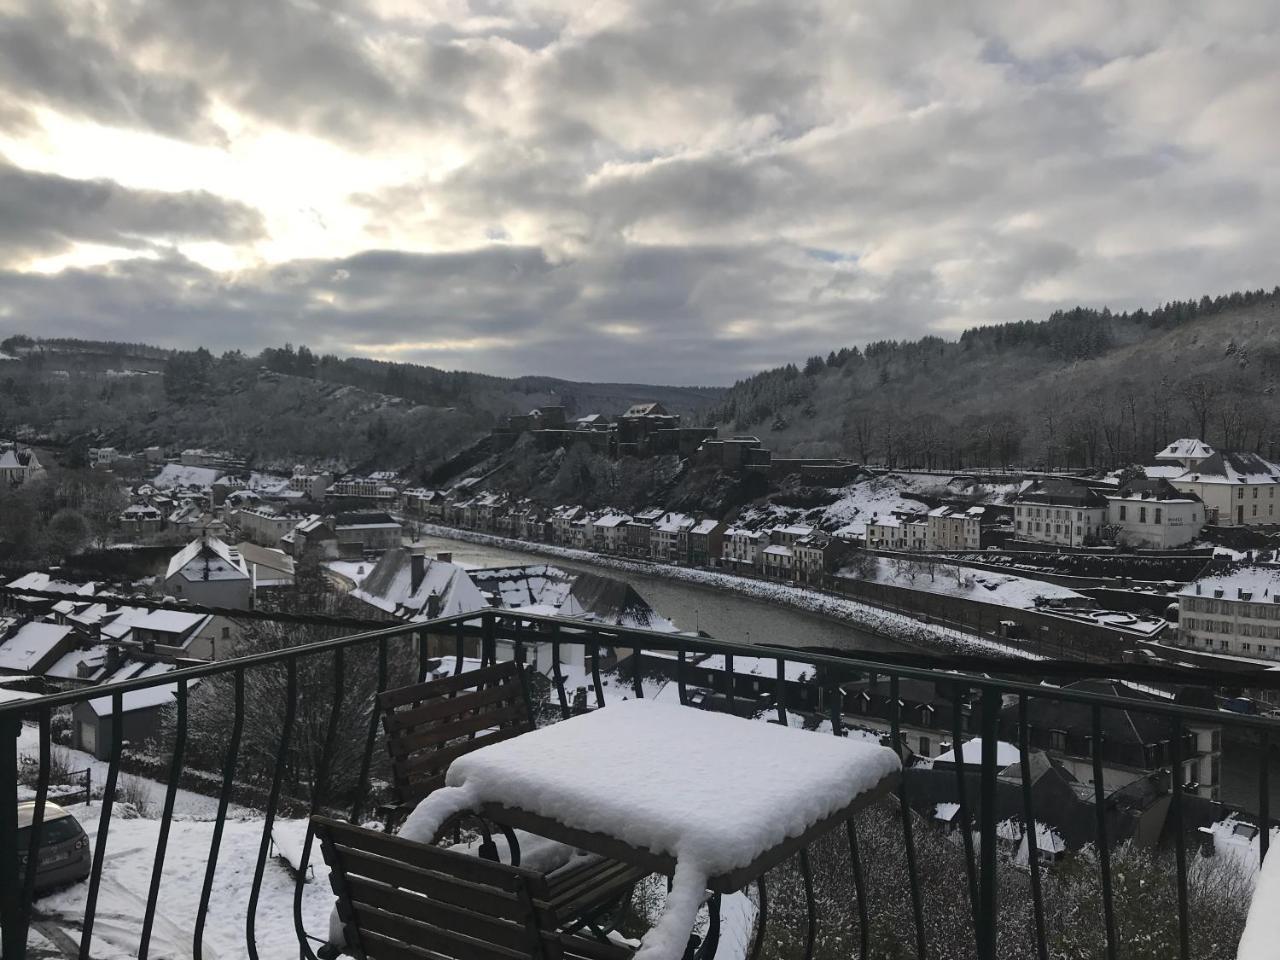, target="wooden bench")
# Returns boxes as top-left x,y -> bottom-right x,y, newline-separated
314,815 -> 635,960
379,661 -> 645,933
